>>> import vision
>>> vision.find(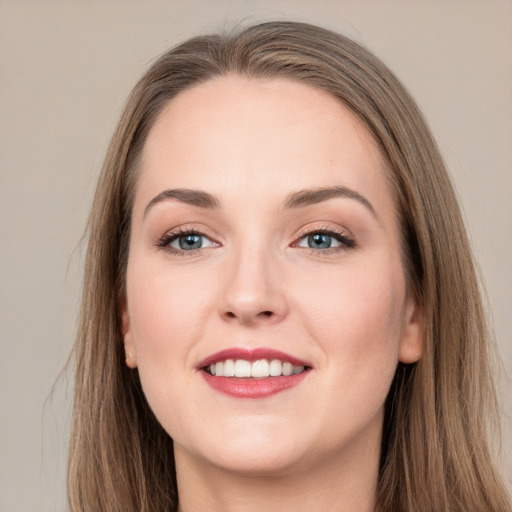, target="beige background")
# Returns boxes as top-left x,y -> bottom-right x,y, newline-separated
0,1 -> 510,510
